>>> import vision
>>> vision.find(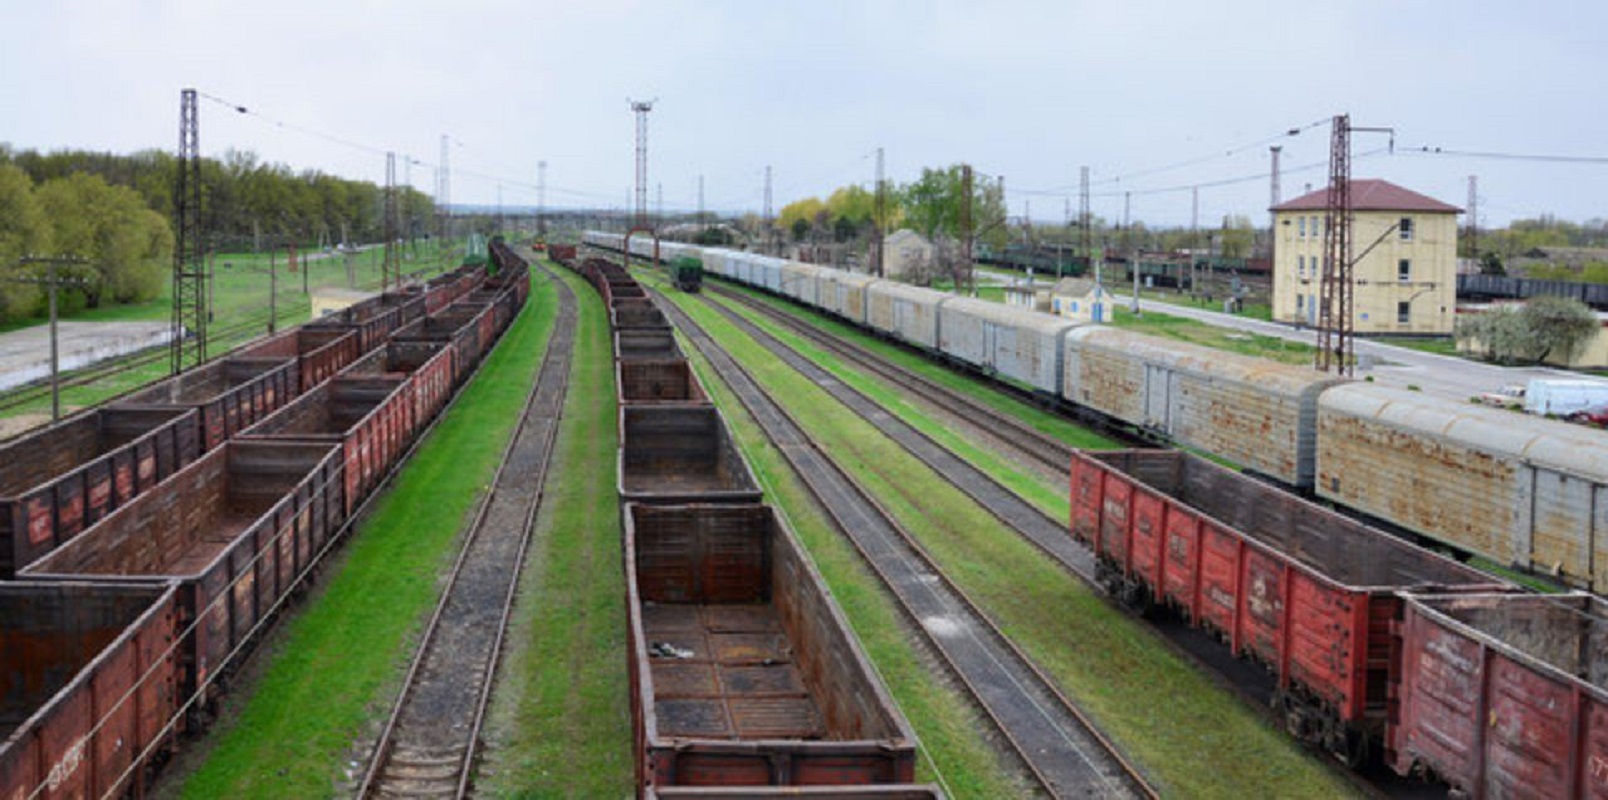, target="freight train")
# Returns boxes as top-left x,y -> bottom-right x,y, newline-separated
583,231 -> 1608,597
557,251 -> 927,797
584,233 -> 1608,798
0,245 -> 529,799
